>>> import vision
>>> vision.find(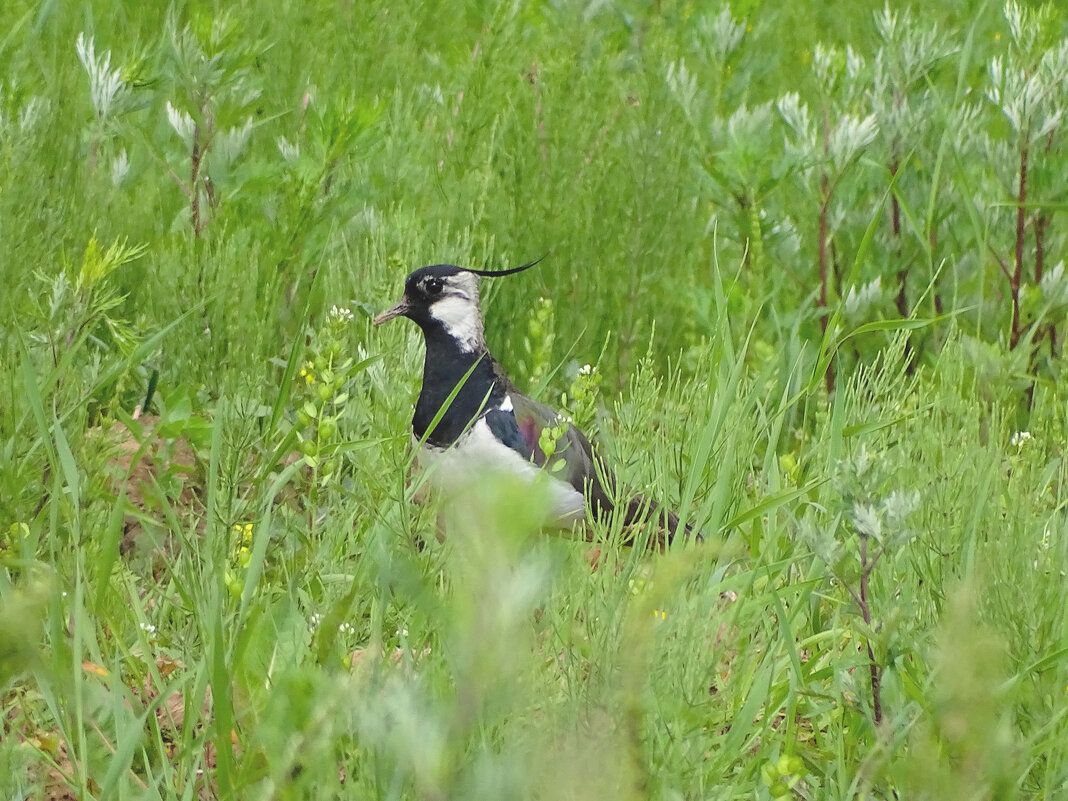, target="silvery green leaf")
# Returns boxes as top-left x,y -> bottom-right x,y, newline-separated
884,490 -> 920,526
665,59 -> 698,118
704,6 -> 746,60
276,135 -> 300,162
1003,1 -> 1034,52
830,113 -> 878,169
111,149 -> 129,186
777,92 -> 815,151
813,44 -> 841,92
768,216 -> 801,261
166,101 -> 195,146
843,277 -> 886,323
845,46 -> 865,80
727,103 -> 773,146
216,119 -> 253,166
874,4 -> 898,43
1040,262 -> 1068,310
18,97 -> 45,132
853,503 -> 882,540
75,33 -> 129,121
854,444 -> 872,479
